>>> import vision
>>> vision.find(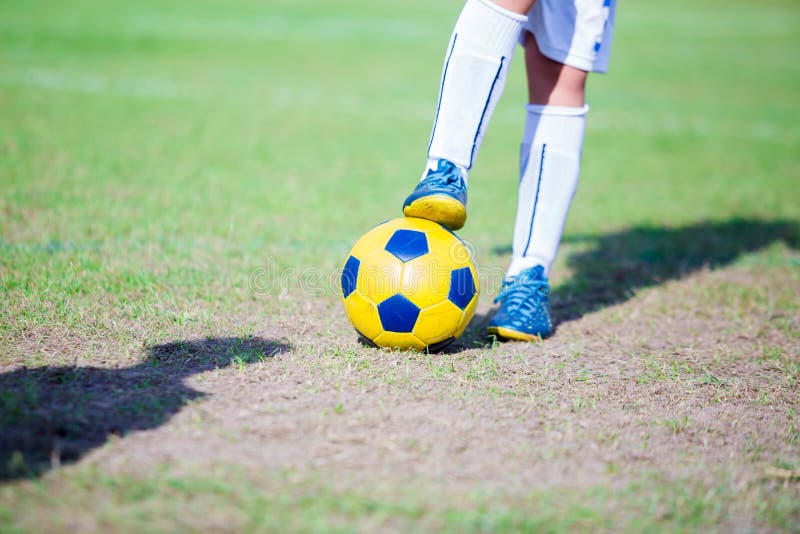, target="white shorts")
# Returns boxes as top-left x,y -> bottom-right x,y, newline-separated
523,0 -> 617,73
